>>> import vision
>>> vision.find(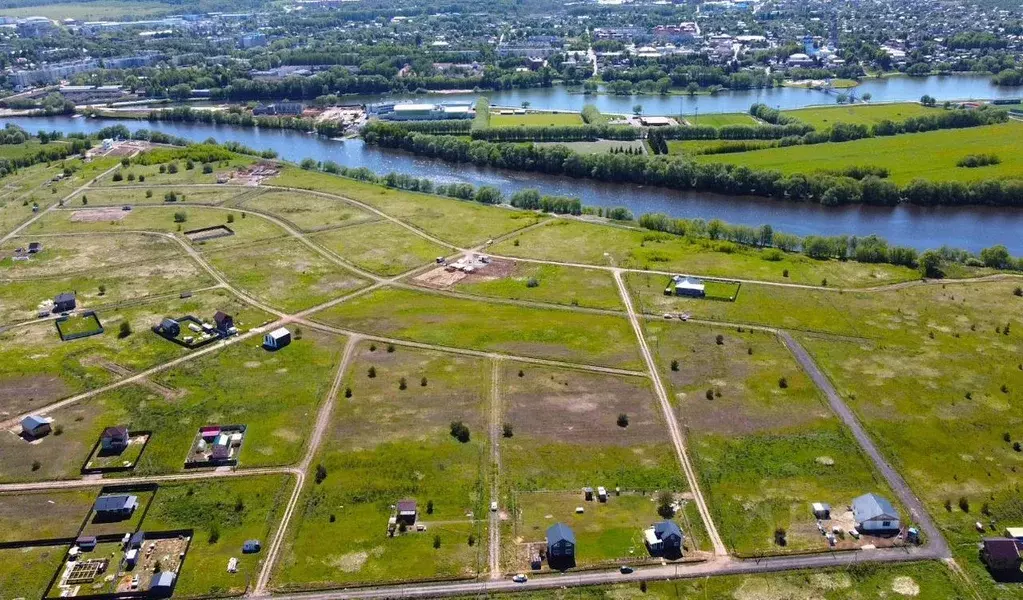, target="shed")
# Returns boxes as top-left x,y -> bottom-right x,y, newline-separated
129,531 -> 145,549
53,292 -> 76,312
811,502 -> 831,520
27,241 -> 41,254
546,523 -> 576,558
124,548 -> 138,568
396,500 -> 418,525
157,318 -> 180,337
21,414 -> 53,438
101,425 -> 130,451
213,311 -> 234,333
263,327 -> 291,350
1005,527 -> 1023,541
981,538 -> 1023,572
582,487 -> 593,501
76,535 -> 97,551
242,539 -> 262,553
94,494 -> 139,519
852,493 -> 900,532
672,276 -> 706,298
151,571 -> 176,594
